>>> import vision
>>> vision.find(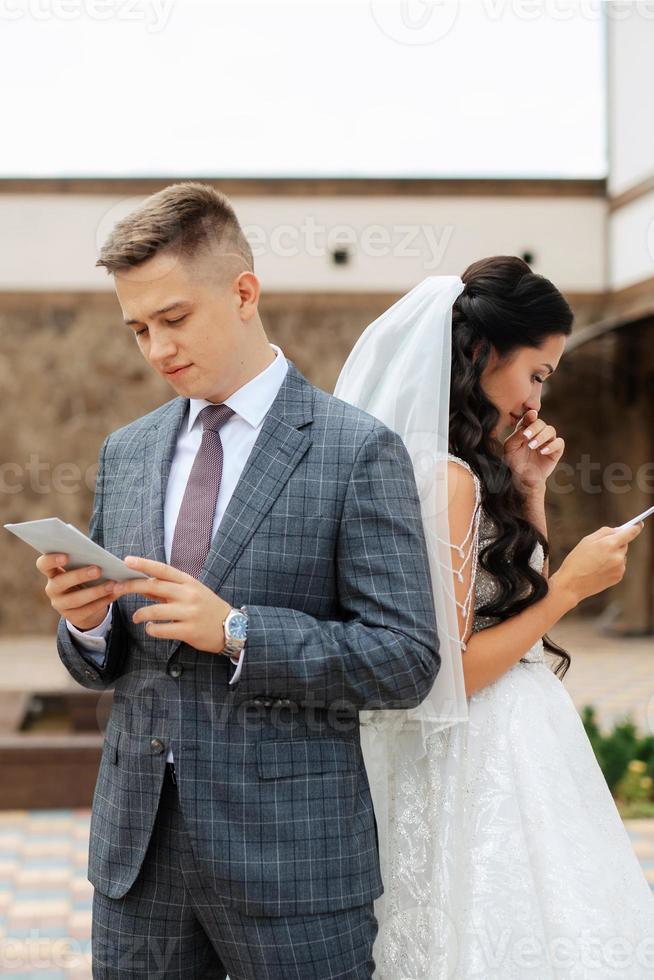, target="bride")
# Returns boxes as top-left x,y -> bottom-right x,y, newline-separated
333,256 -> 654,979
